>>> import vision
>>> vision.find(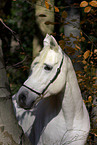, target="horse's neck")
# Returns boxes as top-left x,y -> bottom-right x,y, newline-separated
62,60 -> 83,129
35,91 -> 64,122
